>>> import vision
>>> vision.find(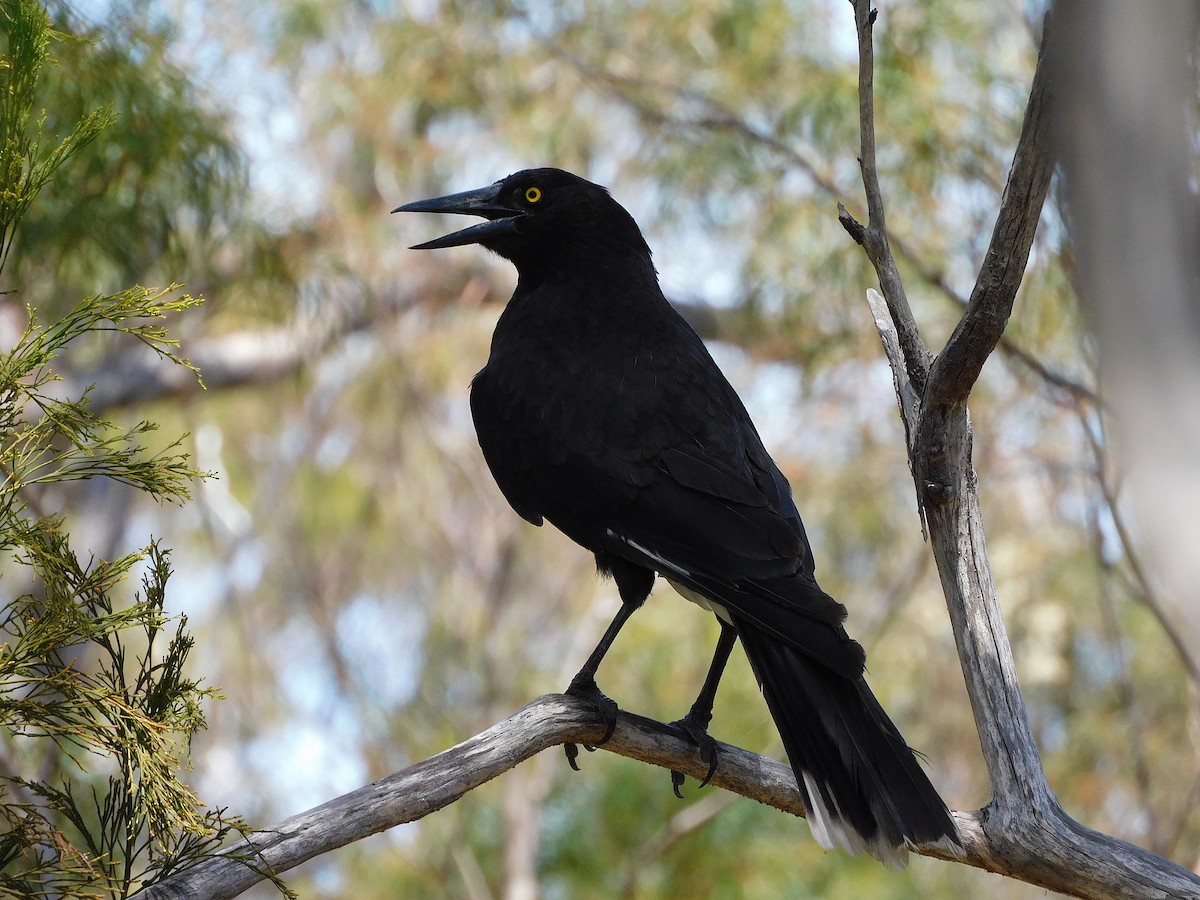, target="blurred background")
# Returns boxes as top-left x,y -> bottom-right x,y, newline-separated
12,0 -> 1200,896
